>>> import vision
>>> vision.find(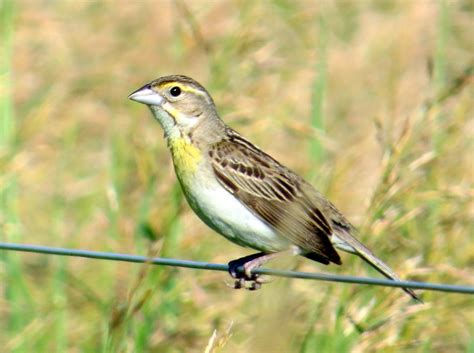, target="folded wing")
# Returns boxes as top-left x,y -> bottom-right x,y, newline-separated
209,130 -> 342,265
